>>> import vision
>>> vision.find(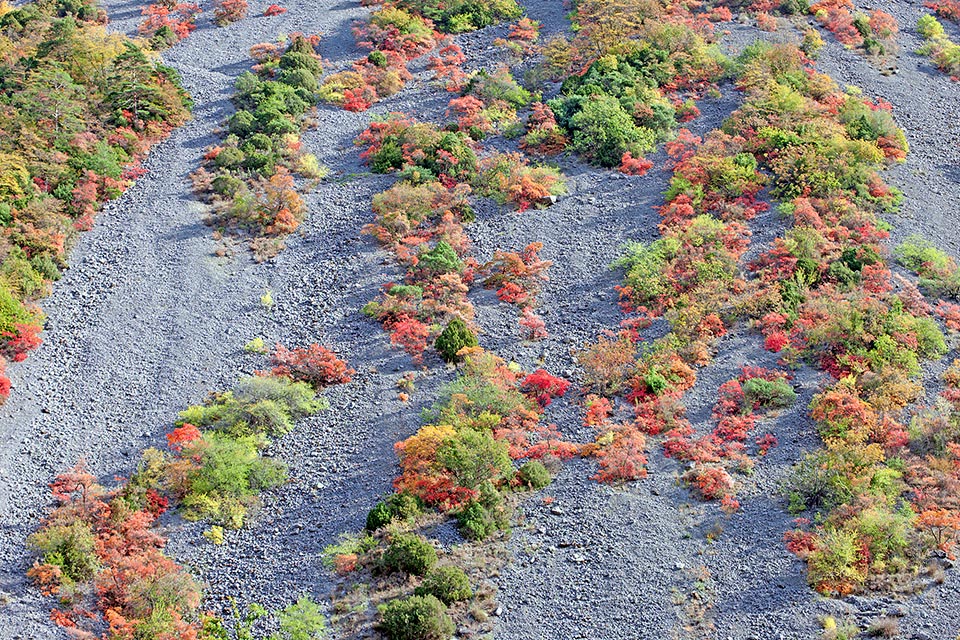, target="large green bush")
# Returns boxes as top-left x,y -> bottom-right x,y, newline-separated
382,533 -> 438,576
378,594 -> 454,640
414,566 -> 473,604
562,94 -> 654,167
516,459 -> 551,489
742,377 -> 797,410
